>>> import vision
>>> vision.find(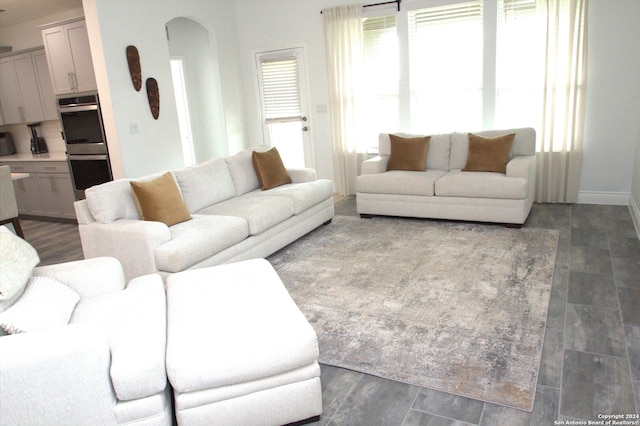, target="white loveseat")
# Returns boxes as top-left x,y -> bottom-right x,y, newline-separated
74,145 -> 334,281
356,128 -> 536,225
0,254 -> 171,426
